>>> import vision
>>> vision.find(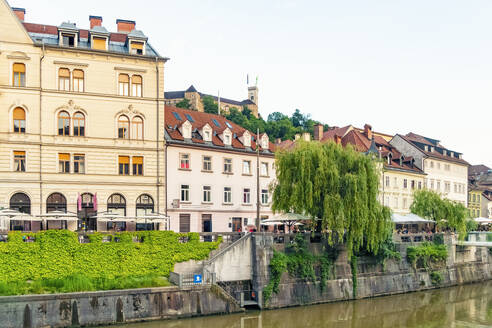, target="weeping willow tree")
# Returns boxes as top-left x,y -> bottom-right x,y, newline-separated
272,141 -> 392,257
